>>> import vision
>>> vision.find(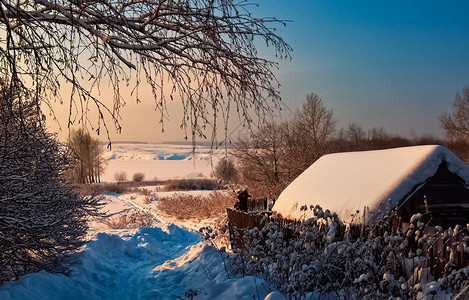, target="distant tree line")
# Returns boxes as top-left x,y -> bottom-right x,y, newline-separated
233,90 -> 469,199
